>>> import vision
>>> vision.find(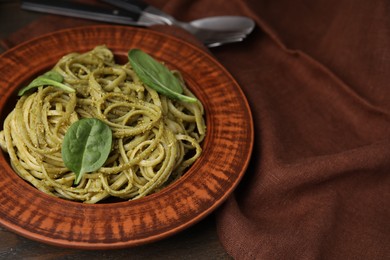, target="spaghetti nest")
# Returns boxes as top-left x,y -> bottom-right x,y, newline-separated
0,46 -> 206,203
